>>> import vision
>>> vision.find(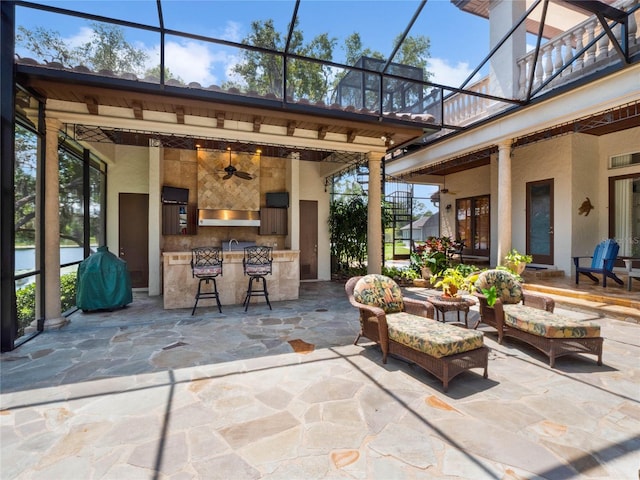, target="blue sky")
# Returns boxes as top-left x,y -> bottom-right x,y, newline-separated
16,0 -> 491,201
16,1 -> 490,89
